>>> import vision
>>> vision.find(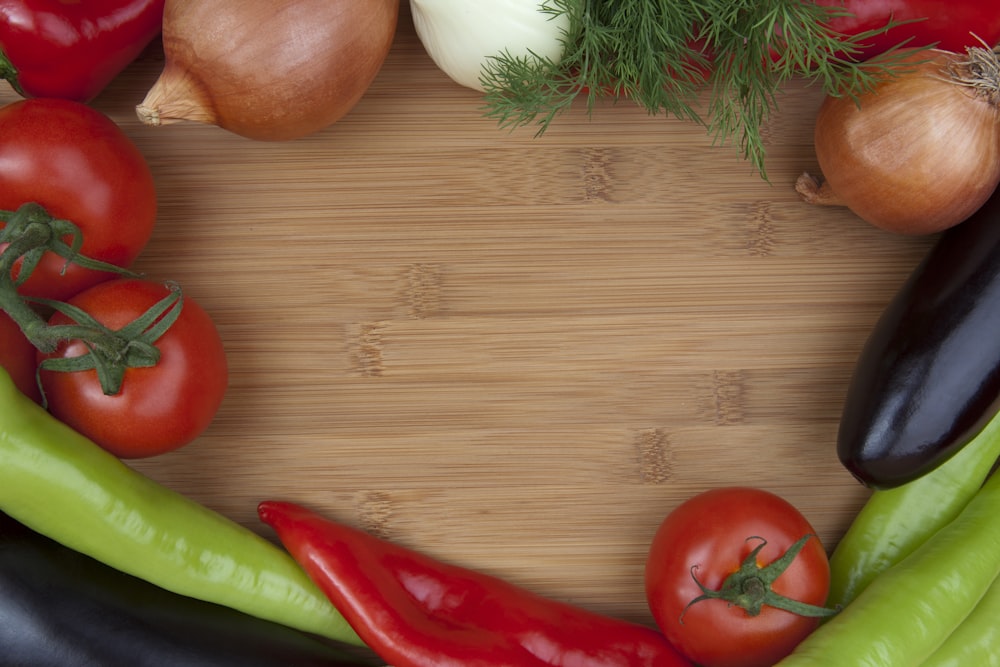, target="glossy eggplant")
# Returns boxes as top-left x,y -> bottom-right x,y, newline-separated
0,513 -> 376,667
838,190 -> 1000,488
